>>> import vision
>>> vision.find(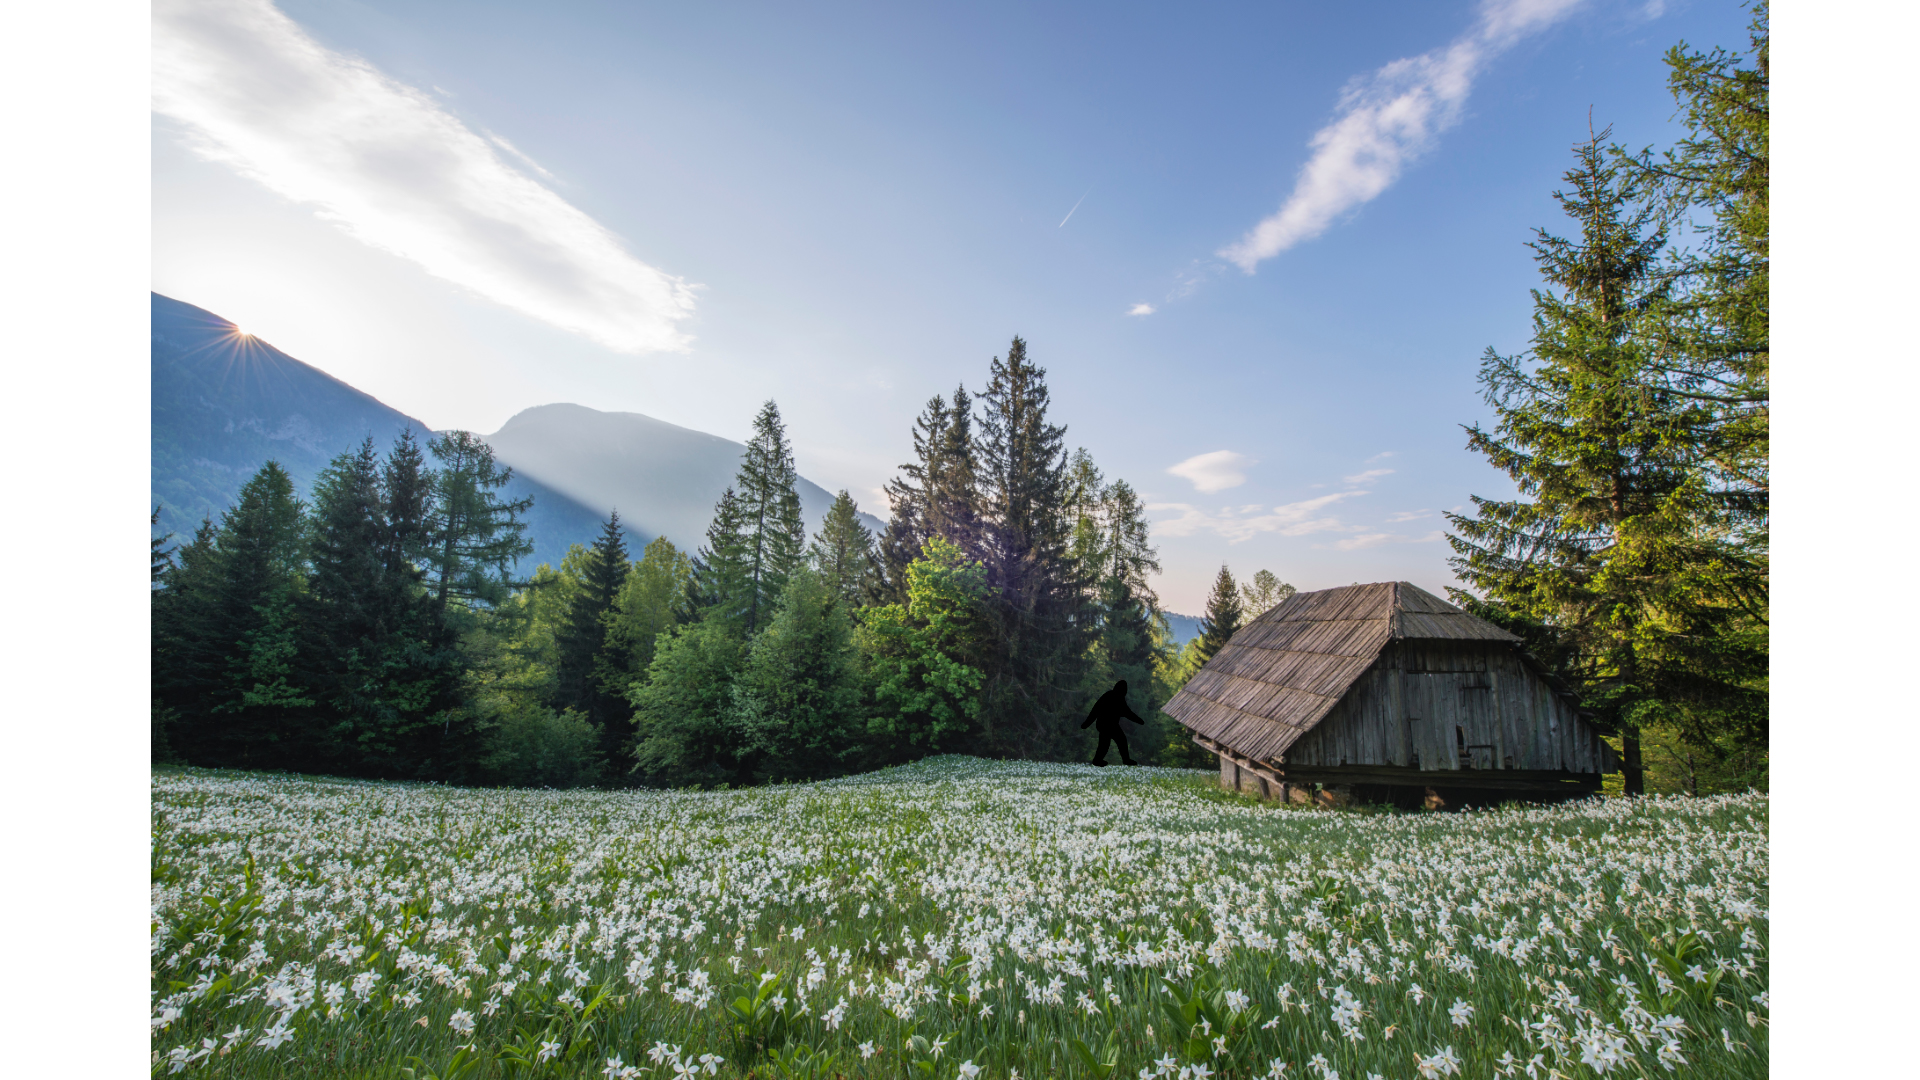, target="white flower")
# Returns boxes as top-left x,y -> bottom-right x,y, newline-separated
1225,989 -> 1250,1013
448,1009 -> 475,1035
1415,1045 -> 1461,1079
958,1062 -> 983,1079
1656,1039 -> 1687,1071
859,1042 -> 877,1060
1448,999 -> 1474,1027
538,1041 -> 563,1063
